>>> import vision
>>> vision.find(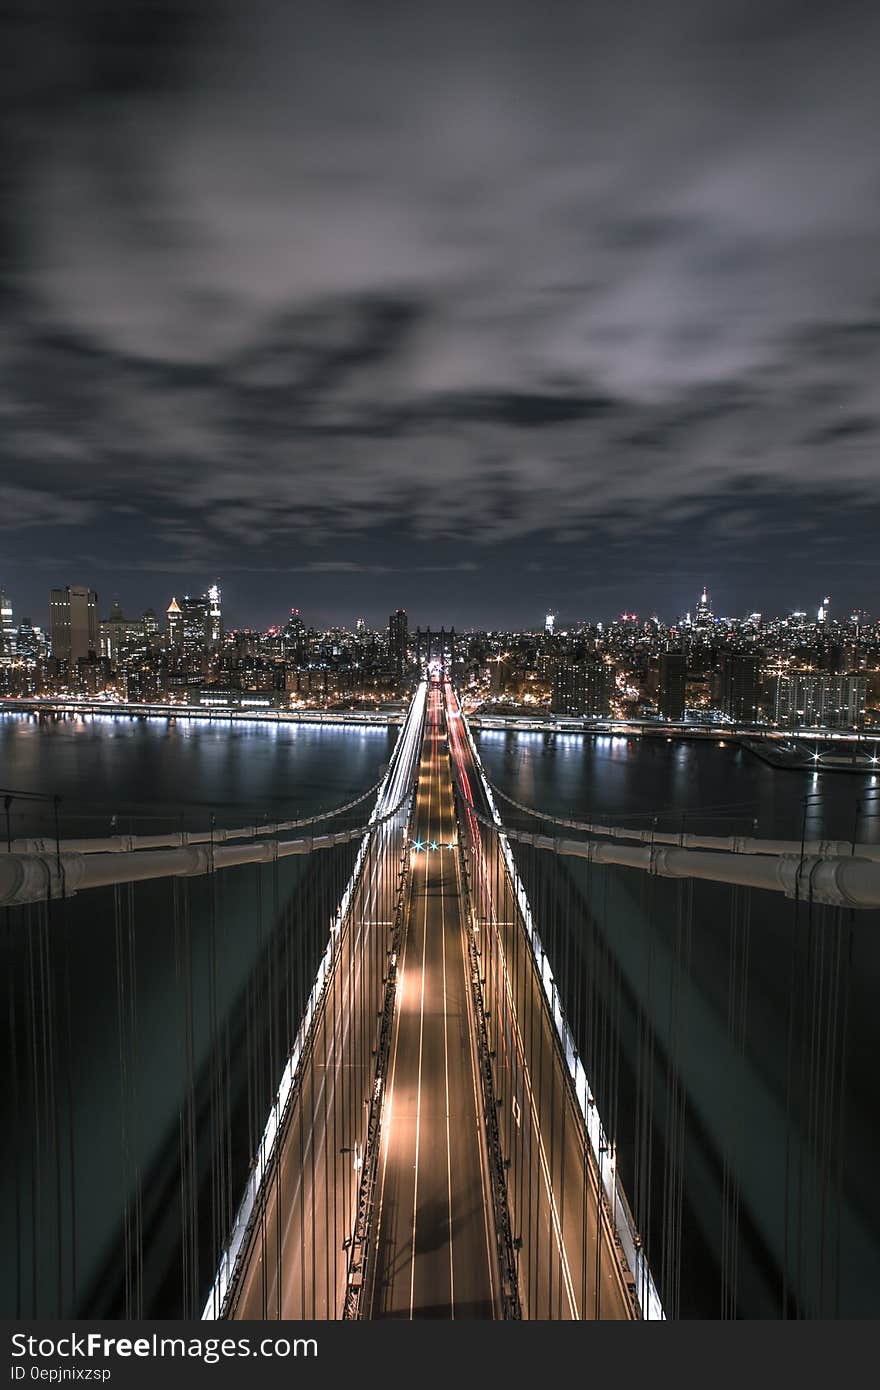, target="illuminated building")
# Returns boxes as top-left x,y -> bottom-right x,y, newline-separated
0,588 -> 14,657
166,597 -> 183,651
15,620 -> 40,659
143,608 -> 160,643
389,608 -> 408,677
180,595 -> 211,656
772,672 -> 866,729
719,653 -> 761,723
551,659 -> 613,717
208,583 -> 223,647
49,585 -> 98,664
100,600 -> 143,660
285,608 -> 307,663
695,585 -> 713,628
